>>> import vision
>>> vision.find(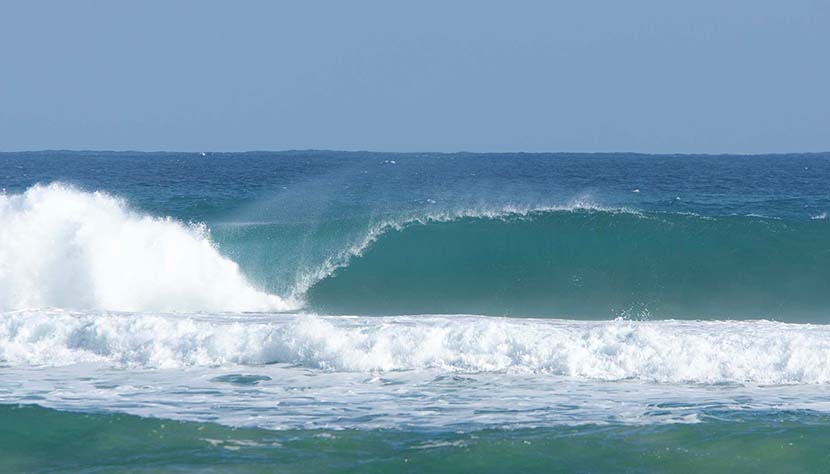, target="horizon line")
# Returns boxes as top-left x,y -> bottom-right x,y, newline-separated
3,148 -> 830,157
